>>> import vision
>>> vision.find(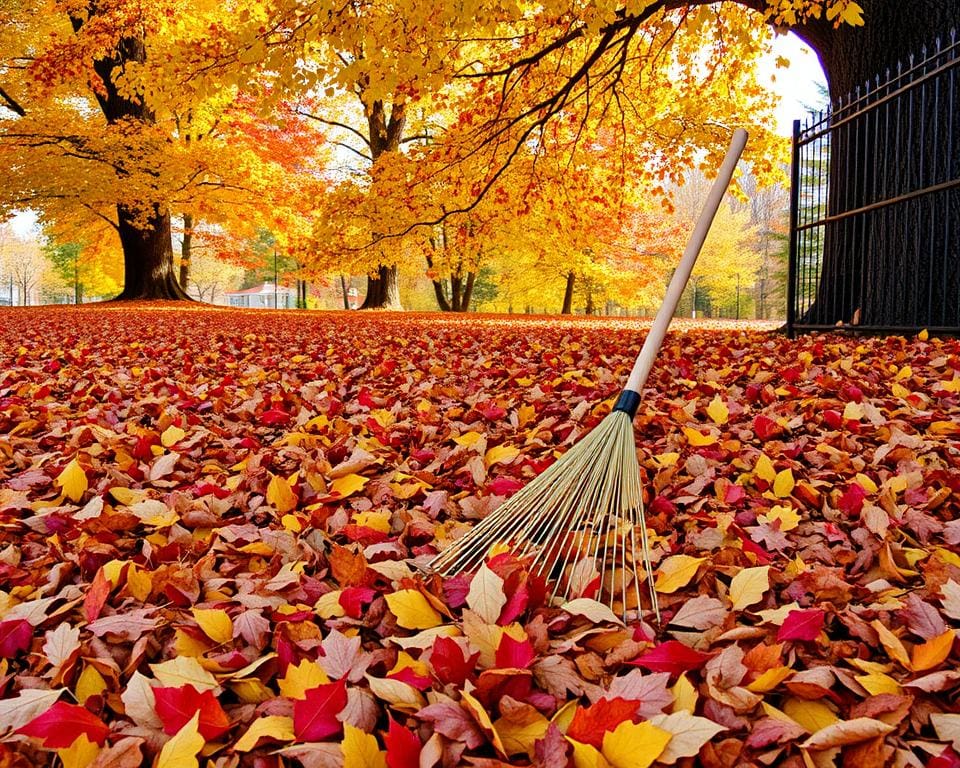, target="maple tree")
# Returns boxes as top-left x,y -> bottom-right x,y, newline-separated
0,0 -> 322,301
2,305 -> 960,766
